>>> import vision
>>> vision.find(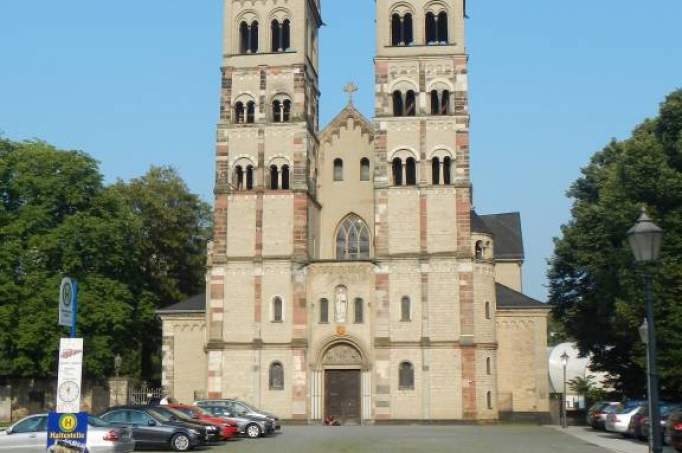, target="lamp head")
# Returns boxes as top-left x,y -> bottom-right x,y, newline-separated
628,208 -> 663,263
639,319 -> 649,345
560,351 -> 569,367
